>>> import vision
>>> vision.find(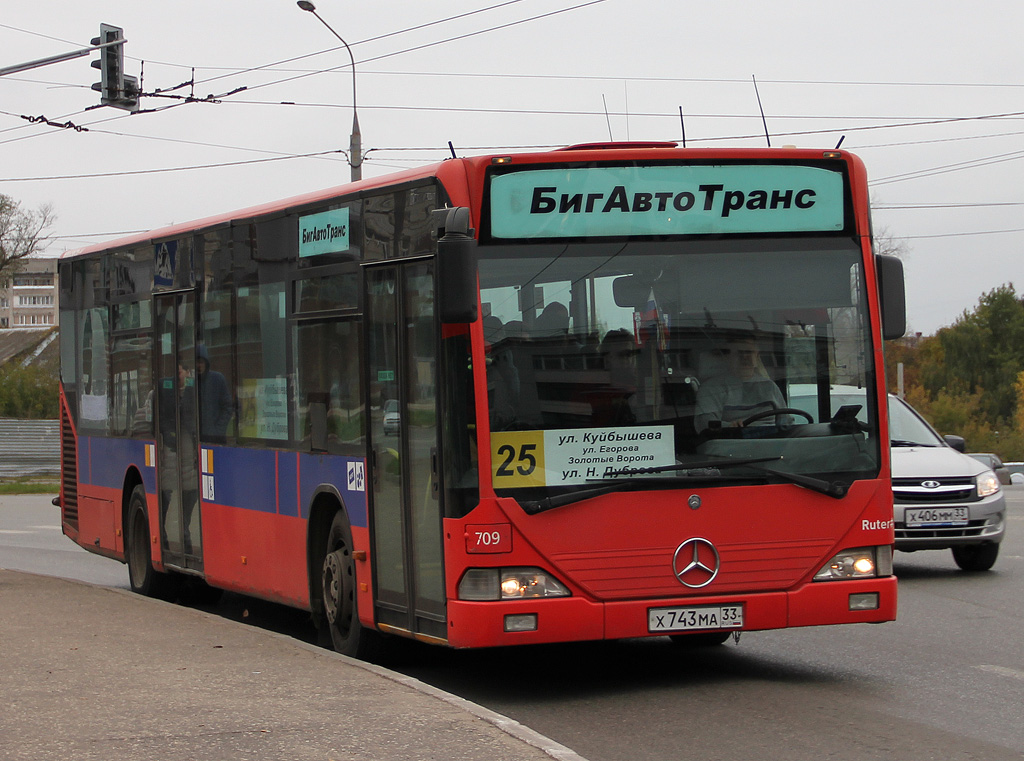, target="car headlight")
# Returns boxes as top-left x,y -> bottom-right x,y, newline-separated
976,469 -> 1000,497
814,546 -> 892,581
458,567 -> 571,600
